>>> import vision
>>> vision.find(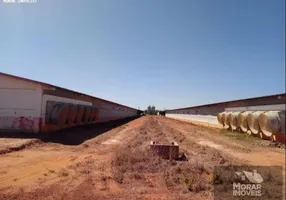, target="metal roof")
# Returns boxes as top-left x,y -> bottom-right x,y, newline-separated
166,93 -> 286,111
0,72 -> 140,111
